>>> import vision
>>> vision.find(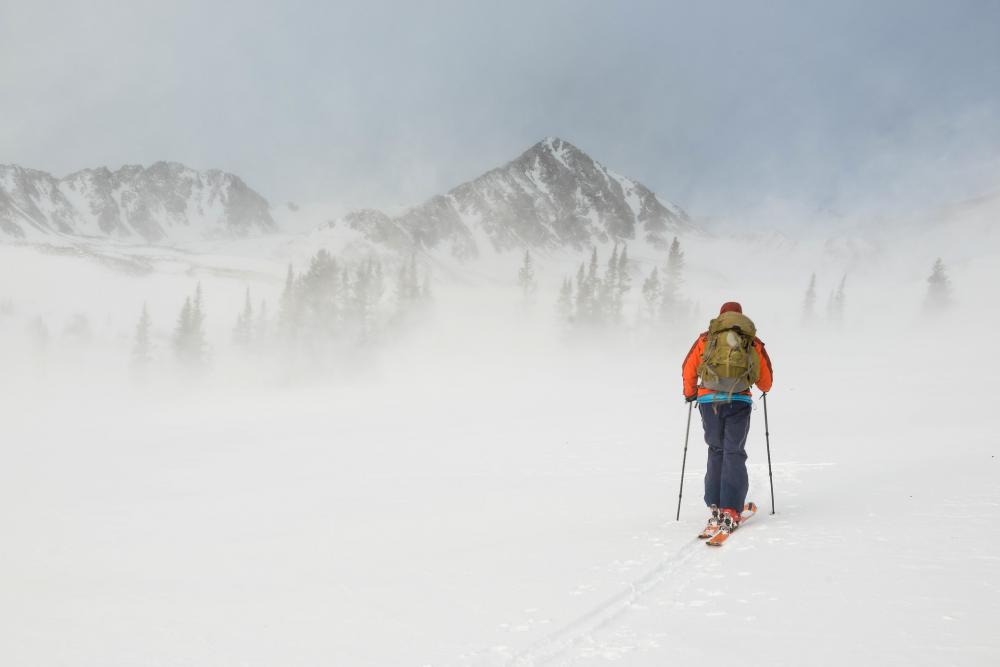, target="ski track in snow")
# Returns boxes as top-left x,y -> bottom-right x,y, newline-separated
487,465 -> 817,666
503,538 -> 703,666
